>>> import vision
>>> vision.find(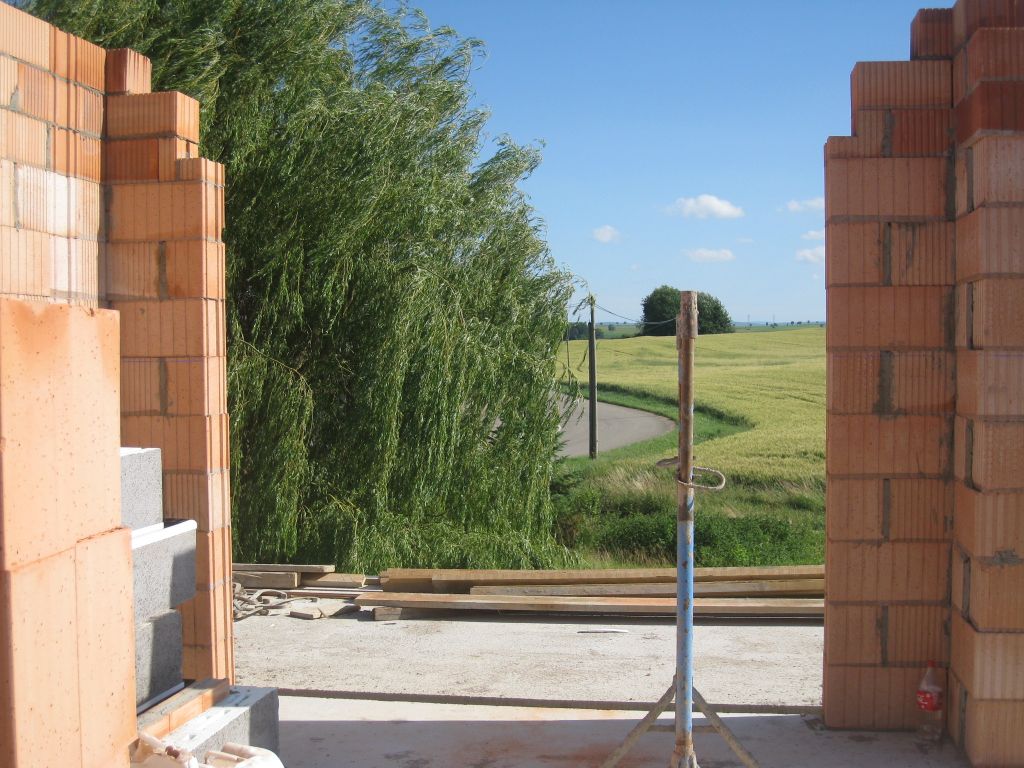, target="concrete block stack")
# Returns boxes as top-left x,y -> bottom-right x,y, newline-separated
827,2 -> 1024,763
824,25 -> 956,729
